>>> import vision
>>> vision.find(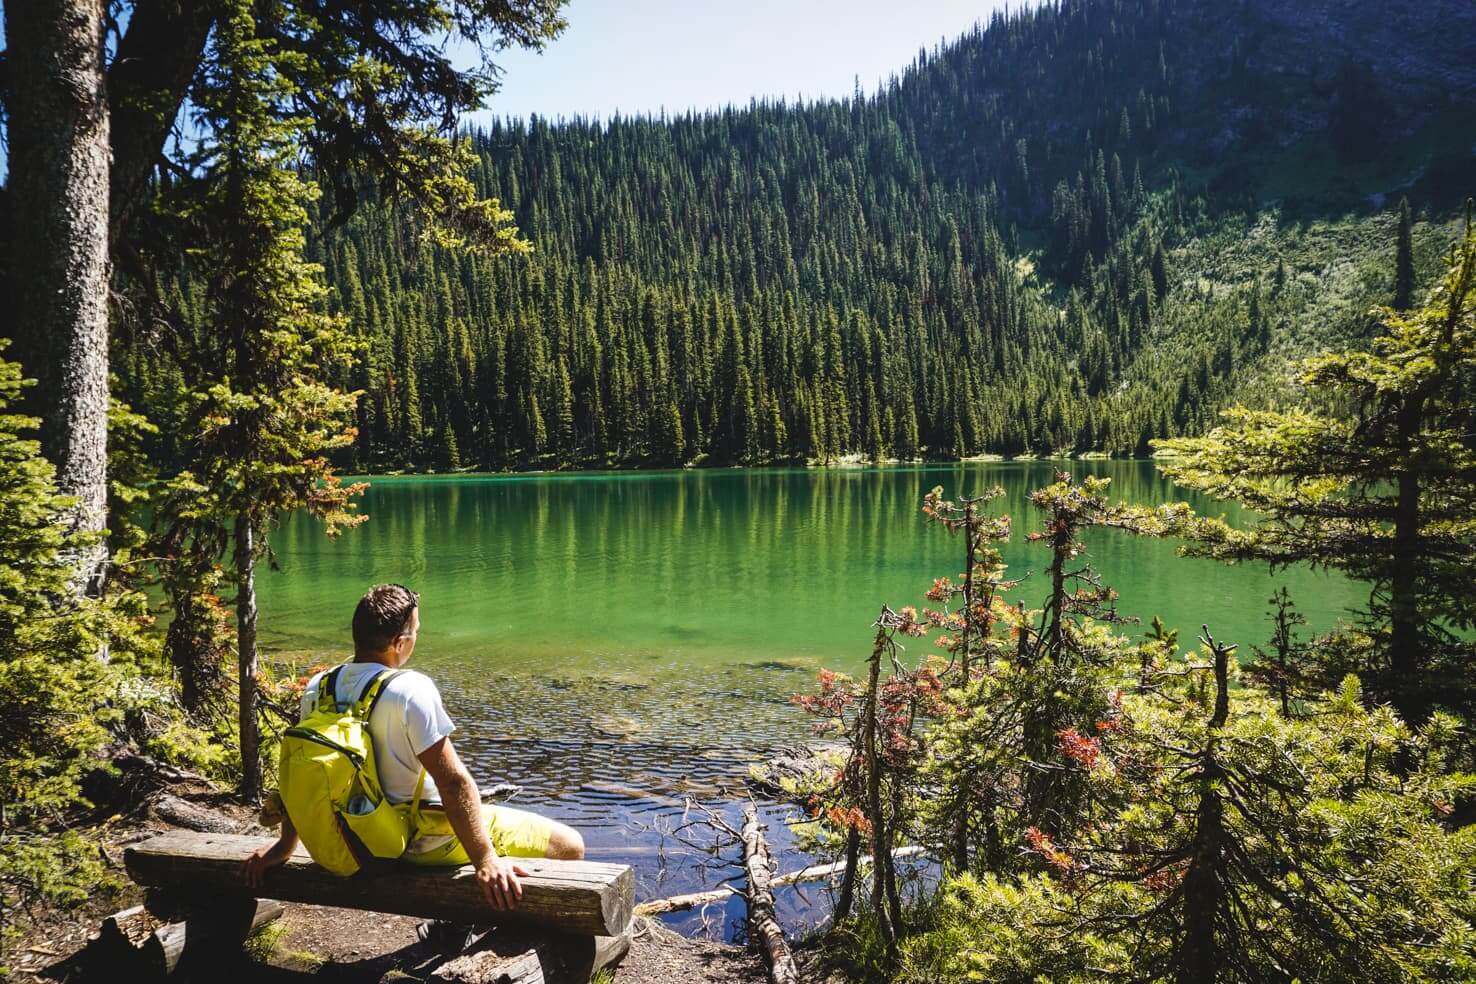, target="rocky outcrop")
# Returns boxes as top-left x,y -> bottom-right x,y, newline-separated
1179,0 -> 1476,145
1243,0 -> 1476,100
